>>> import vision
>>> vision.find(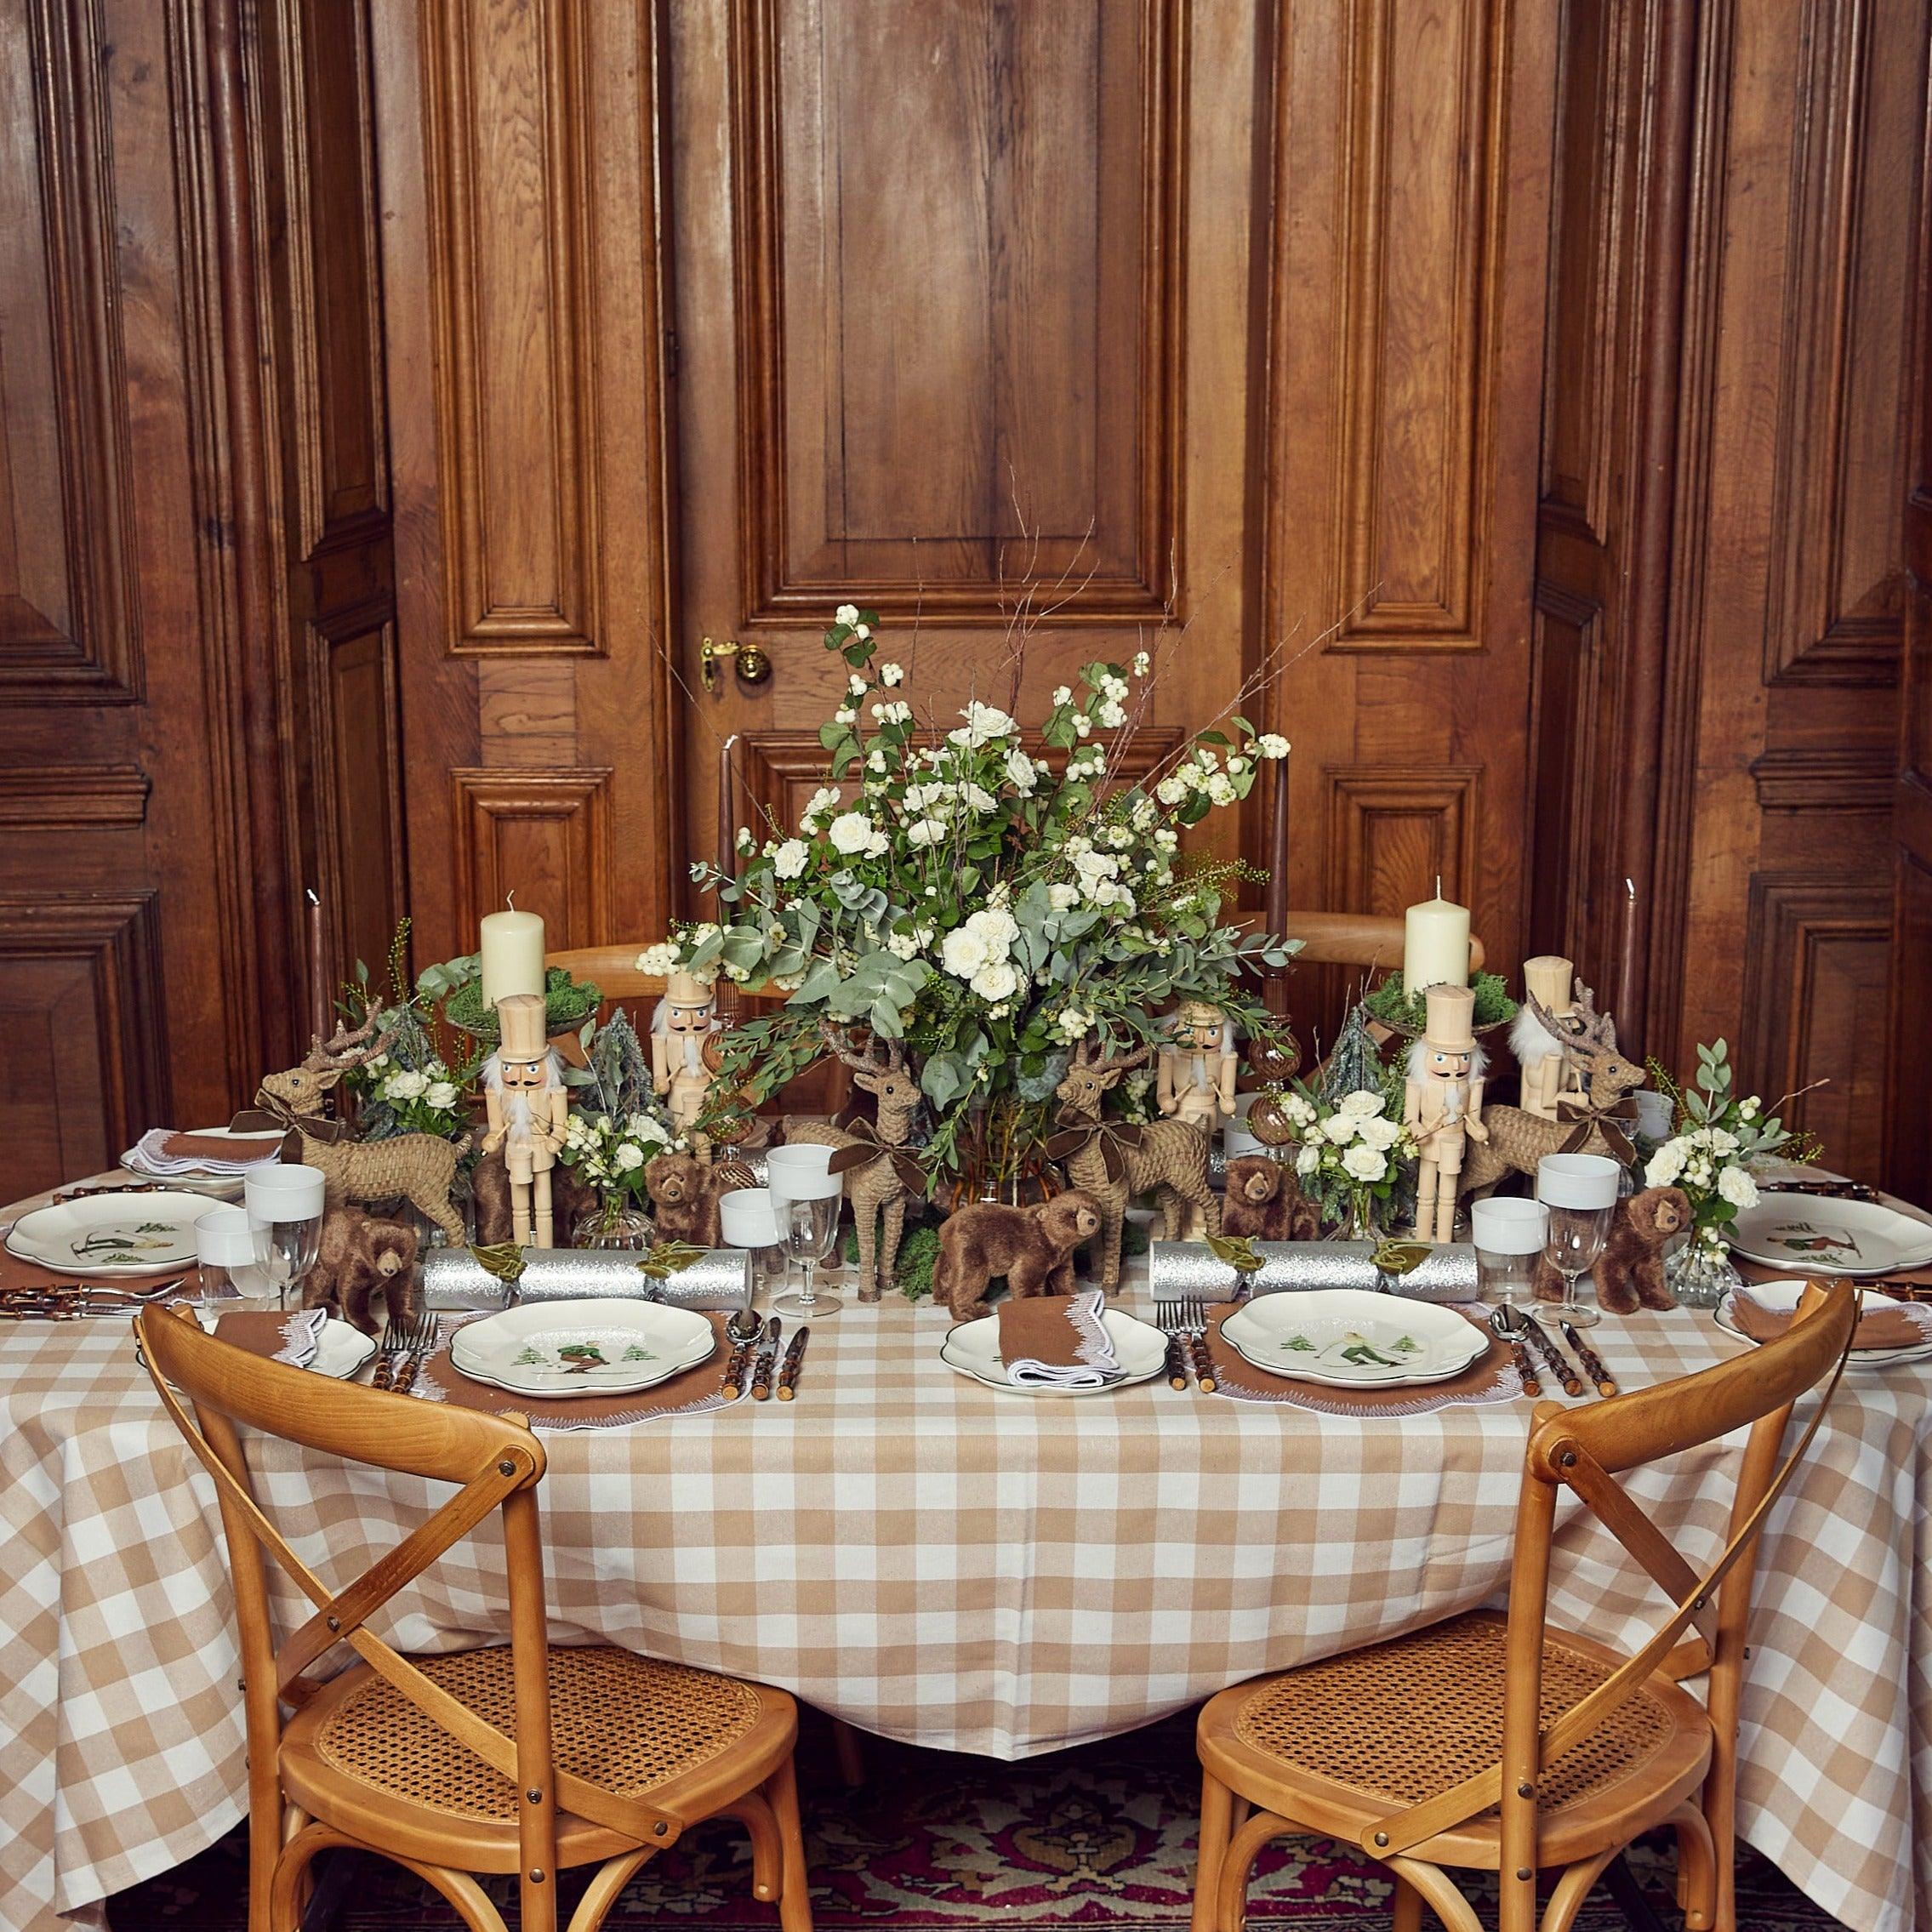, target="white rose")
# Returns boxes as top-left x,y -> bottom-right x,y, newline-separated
1708,1128 -> 1739,1155
1321,1114 -> 1359,1145
1005,749 -> 1038,793
388,1069 -> 429,1100
773,839 -> 808,879
960,783 -> 999,814
835,602 -> 859,625
1357,1116 -> 1400,1150
426,1081 -> 458,1110
941,926 -> 989,978
613,1143 -> 645,1171
1342,1143 -> 1388,1183
828,811 -> 874,854
970,959 -> 1019,1003
907,818 -> 947,847
948,701 -> 1017,748
966,907 -> 1018,952
880,662 -> 904,686
1717,1165 -> 1758,1209
1295,1145 -> 1321,1177
1049,882 -> 1080,911
1339,1090 -> 1382,1117
1645,1138 -> 1687,1186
